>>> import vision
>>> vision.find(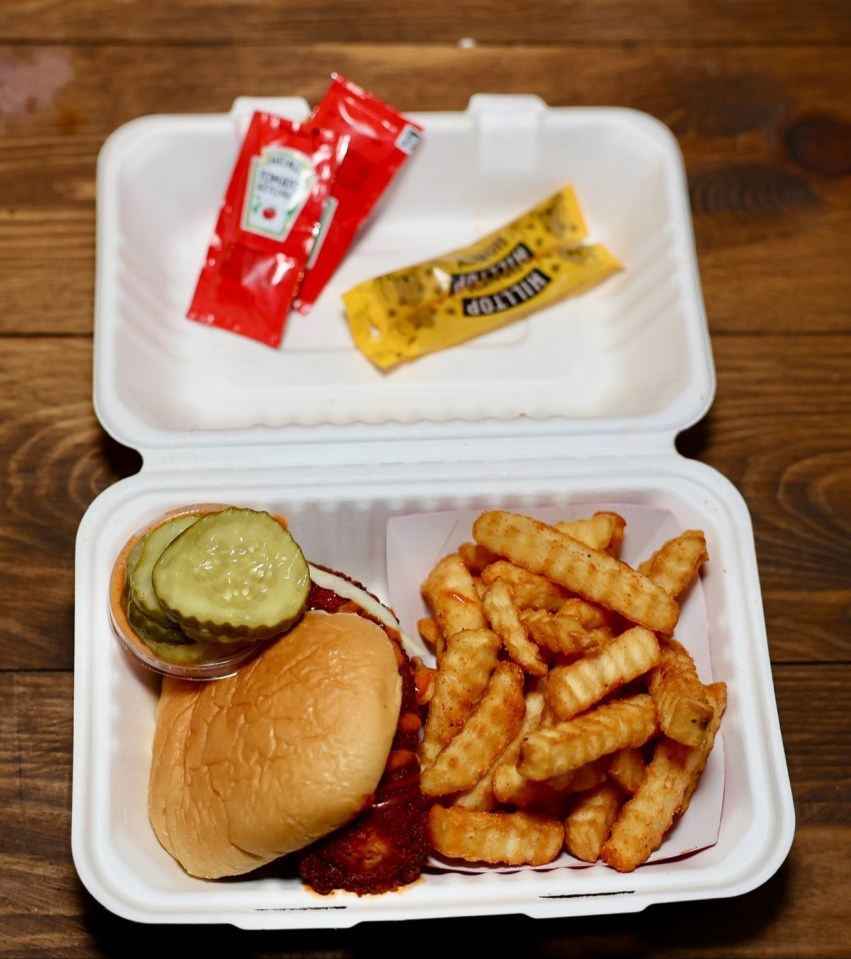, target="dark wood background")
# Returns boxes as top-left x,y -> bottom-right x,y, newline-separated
1,2 -> 849,956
